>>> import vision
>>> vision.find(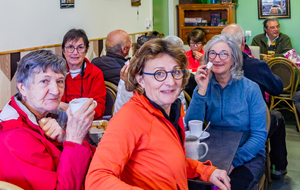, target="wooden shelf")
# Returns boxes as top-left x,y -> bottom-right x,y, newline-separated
177,3 -> 237,44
